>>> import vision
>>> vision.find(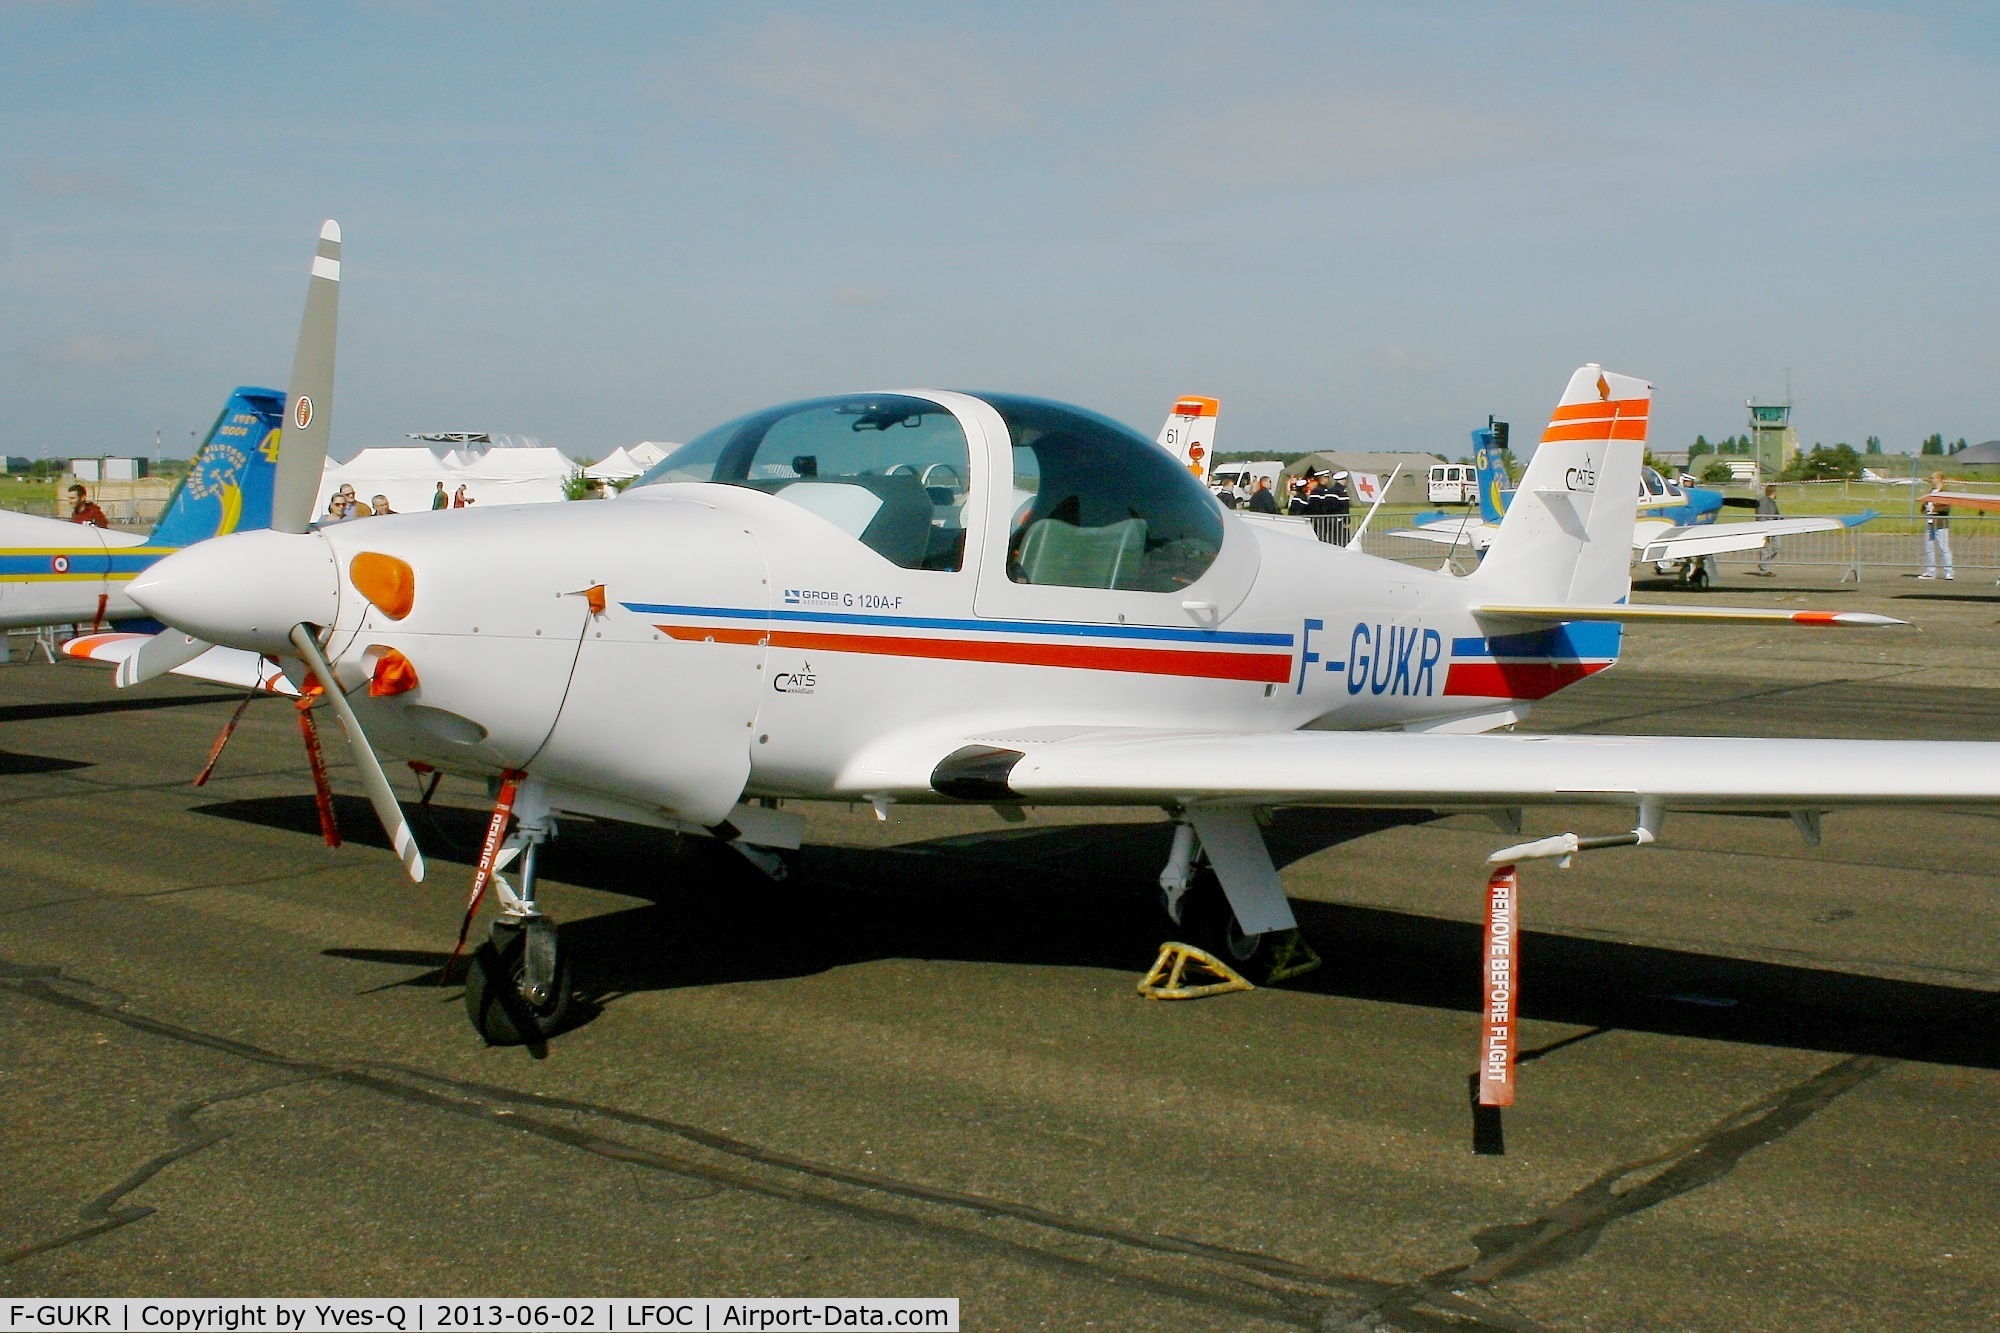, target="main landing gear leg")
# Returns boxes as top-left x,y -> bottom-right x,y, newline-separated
1156,808 -> 1314,978
464,777 -> 573,1045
